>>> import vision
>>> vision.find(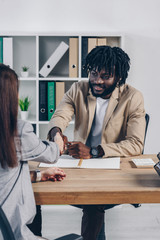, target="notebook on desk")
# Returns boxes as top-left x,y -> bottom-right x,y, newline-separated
39,155 -> 120,169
